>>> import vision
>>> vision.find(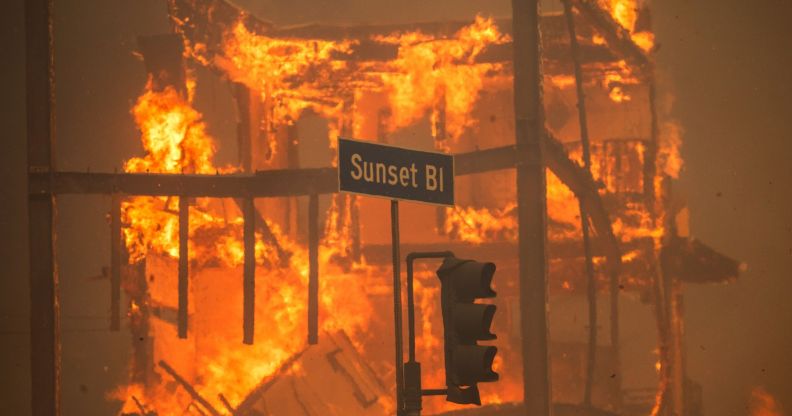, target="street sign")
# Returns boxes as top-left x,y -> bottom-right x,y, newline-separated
338,137 -> 454,206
